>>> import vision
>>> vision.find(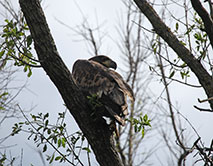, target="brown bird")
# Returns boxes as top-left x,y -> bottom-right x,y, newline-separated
72,55 -> 134,126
